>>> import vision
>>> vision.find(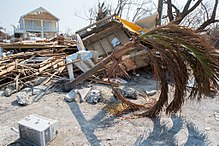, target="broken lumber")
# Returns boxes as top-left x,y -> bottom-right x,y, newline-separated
64,42 -> 135,91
